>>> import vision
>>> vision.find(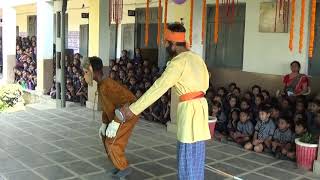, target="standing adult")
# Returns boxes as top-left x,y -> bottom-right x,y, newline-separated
115,22 -> 211,180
